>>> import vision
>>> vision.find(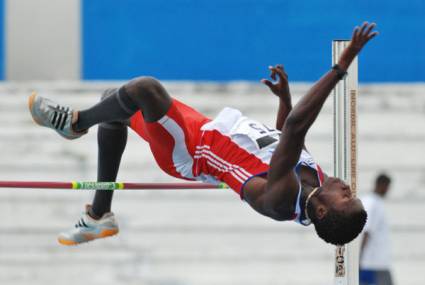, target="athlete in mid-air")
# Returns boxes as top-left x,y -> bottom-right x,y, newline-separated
29,22 -> 378,246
